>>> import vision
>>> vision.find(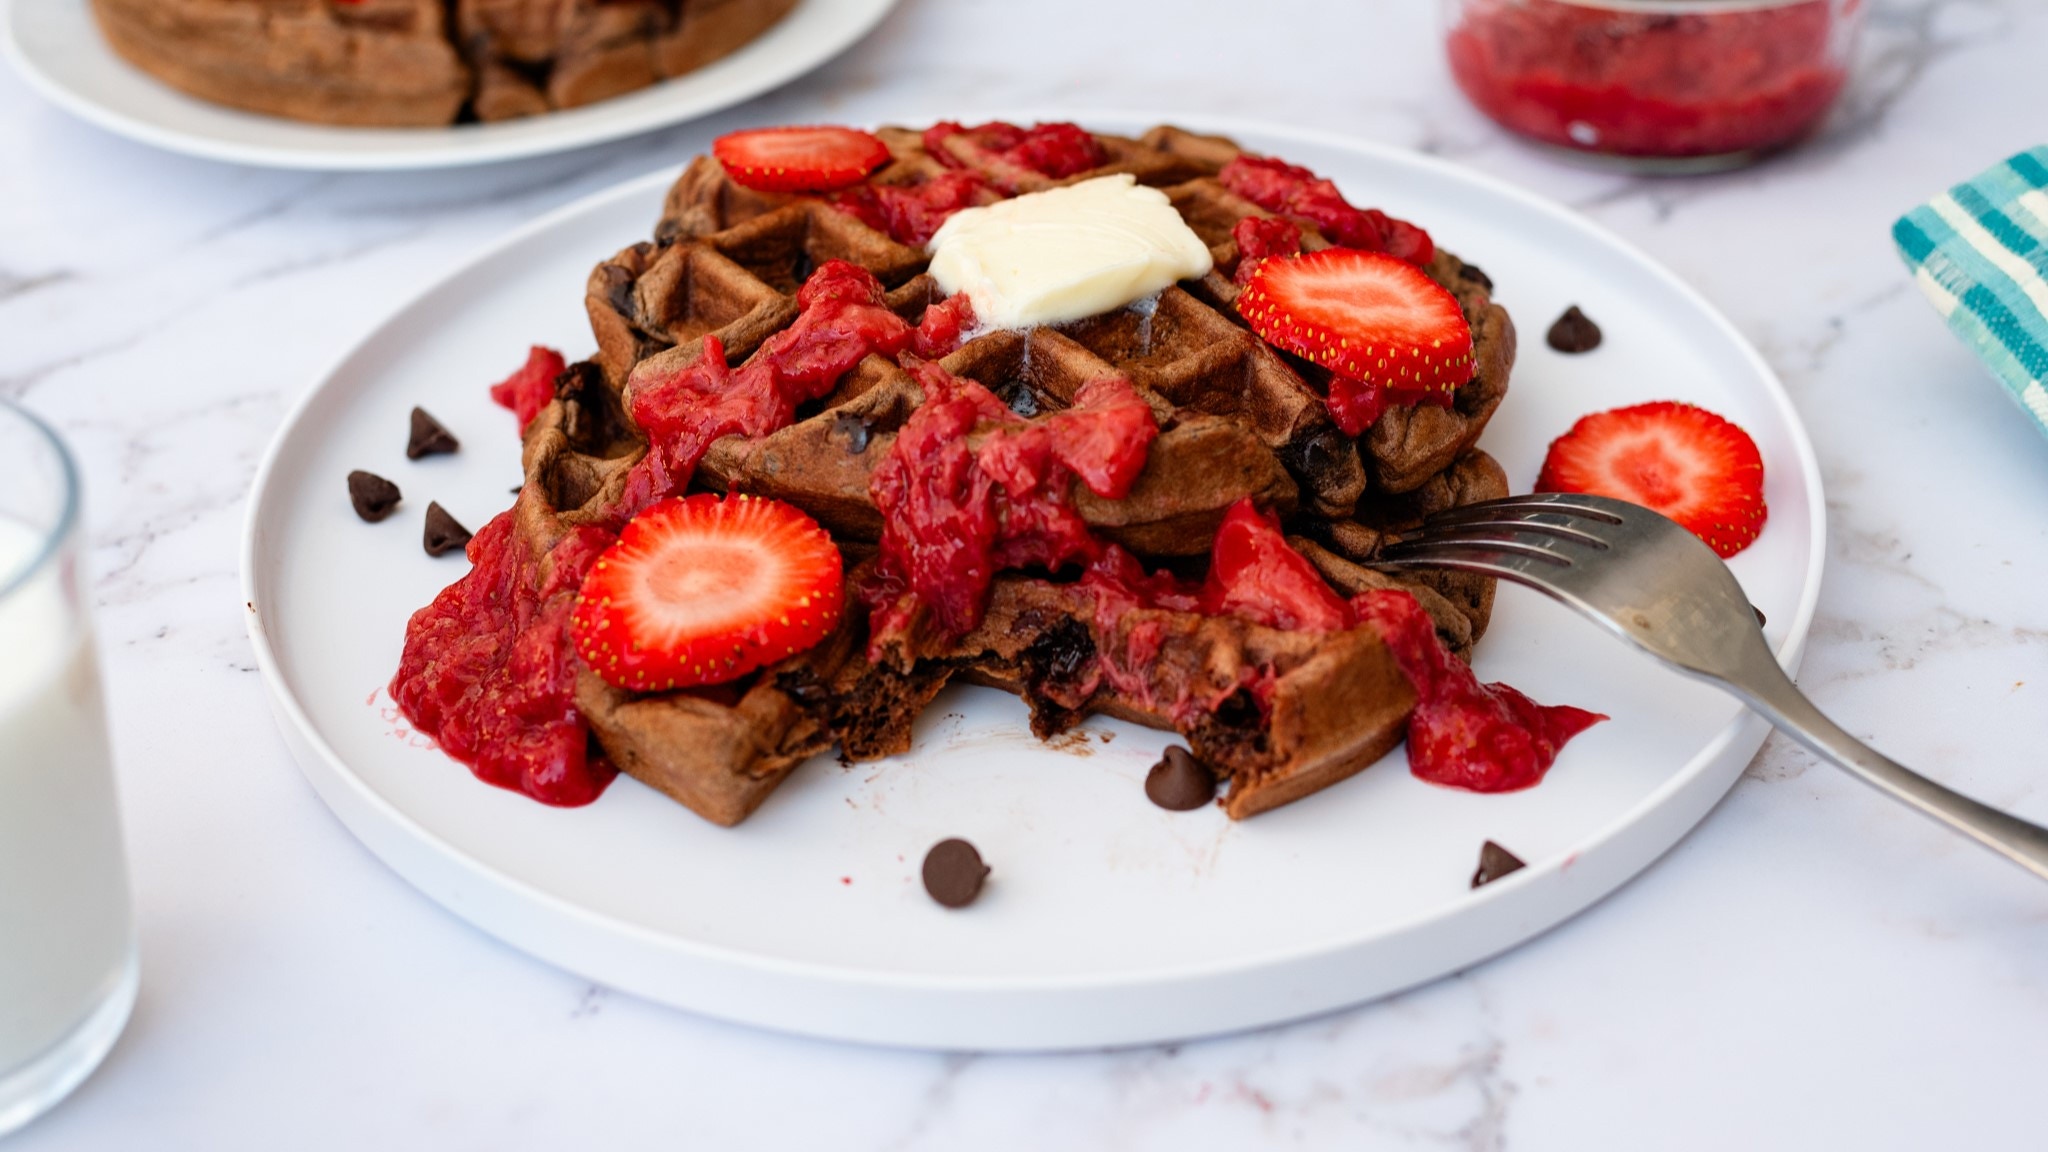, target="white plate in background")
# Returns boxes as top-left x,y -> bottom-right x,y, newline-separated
1,0 -> 898,170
